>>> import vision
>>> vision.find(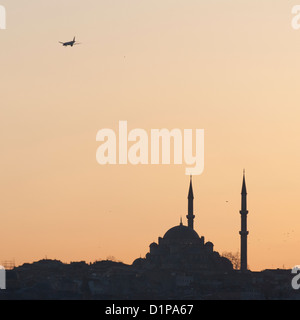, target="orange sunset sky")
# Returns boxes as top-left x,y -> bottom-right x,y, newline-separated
1,1 -> 300,271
